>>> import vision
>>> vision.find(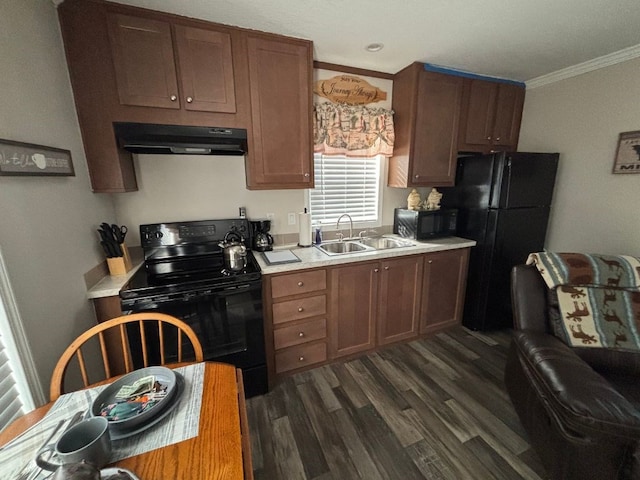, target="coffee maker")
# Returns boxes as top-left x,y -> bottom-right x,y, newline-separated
250,220 -> 274,252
